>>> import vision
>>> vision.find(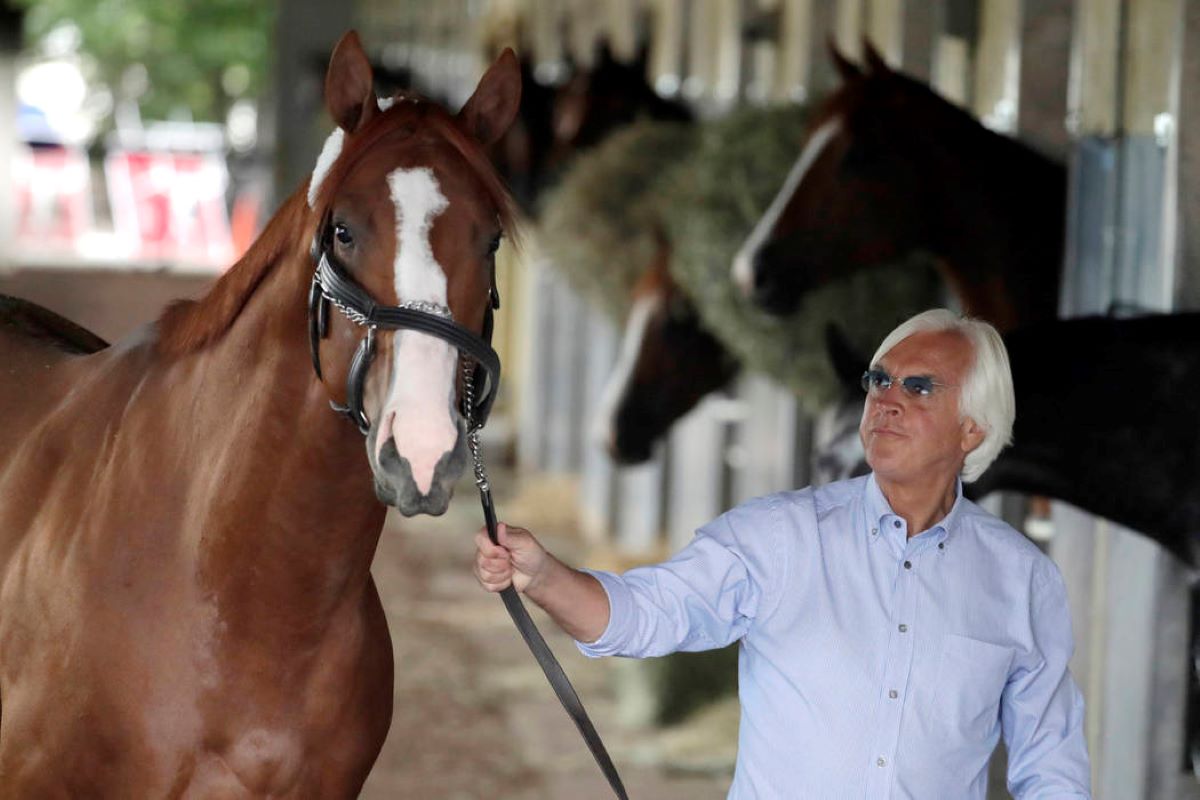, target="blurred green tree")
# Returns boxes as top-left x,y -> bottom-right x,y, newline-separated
15,0 -> 276,124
